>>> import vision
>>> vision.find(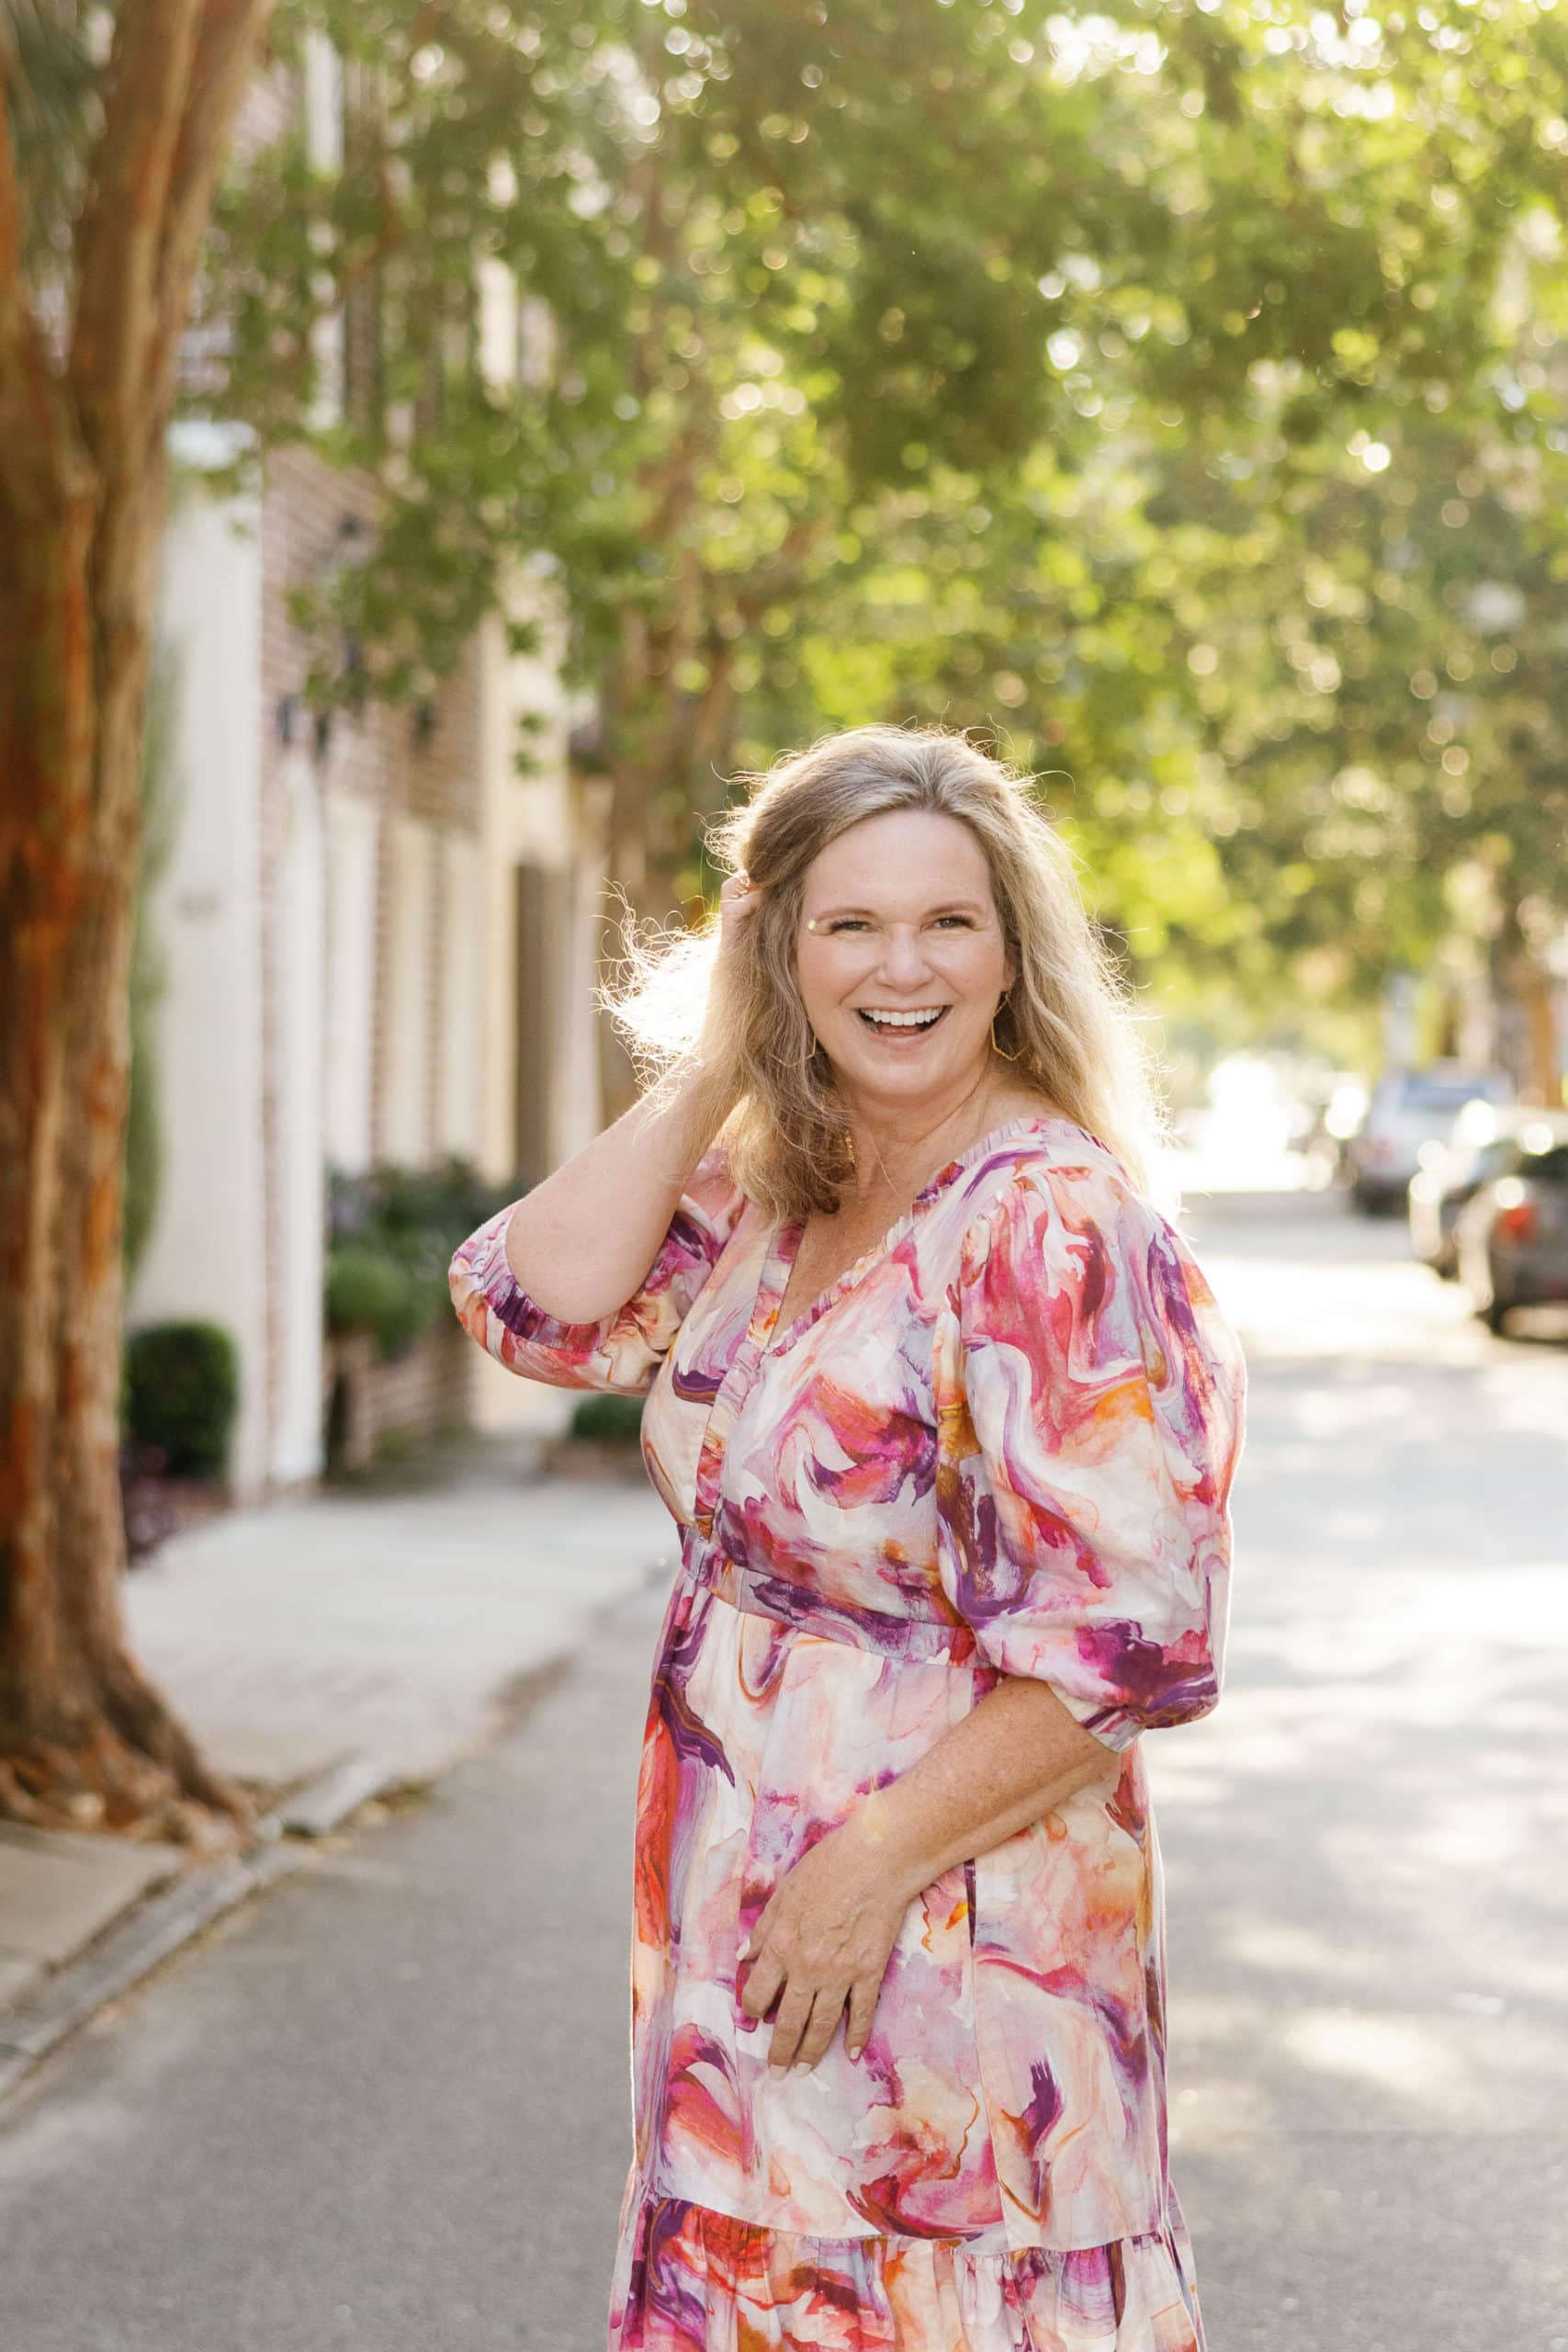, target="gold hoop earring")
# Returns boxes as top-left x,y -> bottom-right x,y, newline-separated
766,1032 -> 821,1069
990,993 -> 1025,1062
